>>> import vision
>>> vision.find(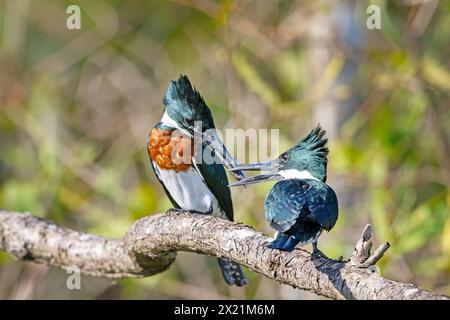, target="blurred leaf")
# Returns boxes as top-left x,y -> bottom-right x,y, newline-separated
85,207 -> 131,238
269,50 -> 303,99
442,216 -> 450,256
395,193 -> 448,255
309,55 -> 345,103
232,53 -> 280,107
126,183 -> 158,220
421,58 -> 450,90
95,167 -> 123,201
58,186 -> 90,211
1,181 -> 45,217
0,251 -> 11,265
